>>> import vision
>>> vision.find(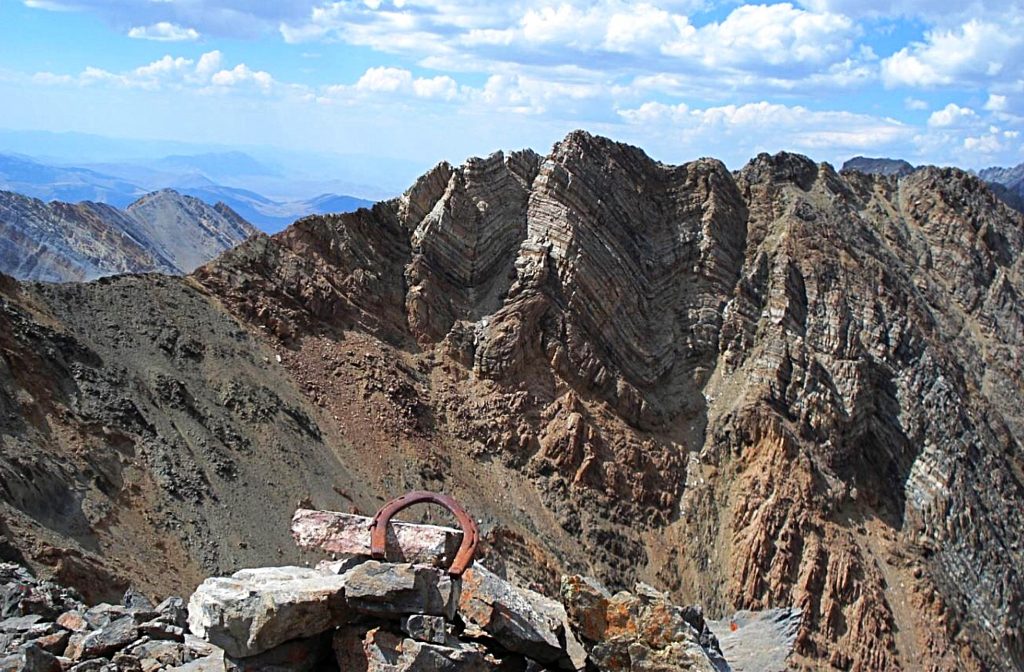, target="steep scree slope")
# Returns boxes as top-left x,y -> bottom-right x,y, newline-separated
1,132 -> 1022,671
